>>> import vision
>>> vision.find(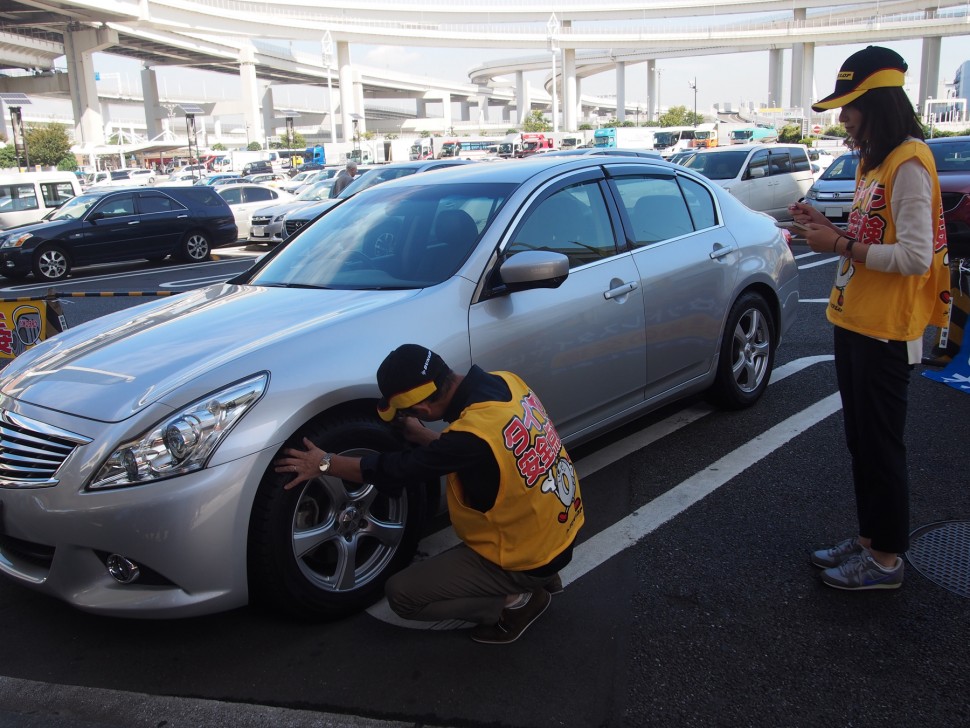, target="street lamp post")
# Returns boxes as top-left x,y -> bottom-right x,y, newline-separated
322,31 -> 337,144
689,77 -> 698,127
547,13 -> 560,134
